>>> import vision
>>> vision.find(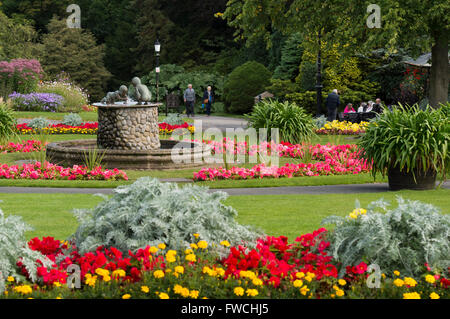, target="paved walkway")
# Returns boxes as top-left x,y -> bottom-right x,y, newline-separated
0,181 -> 448,196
